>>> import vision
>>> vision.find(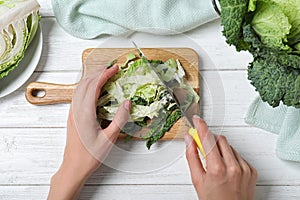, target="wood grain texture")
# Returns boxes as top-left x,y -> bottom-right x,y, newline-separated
26,48 -> 199,139
0,1 -> 298,199
26,82 -> 76,105
26,48 -> 199,105
1,127 -> 300,185
36,18 -> 252,72
2,185 -> 300,200
1,71 -> 256,128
